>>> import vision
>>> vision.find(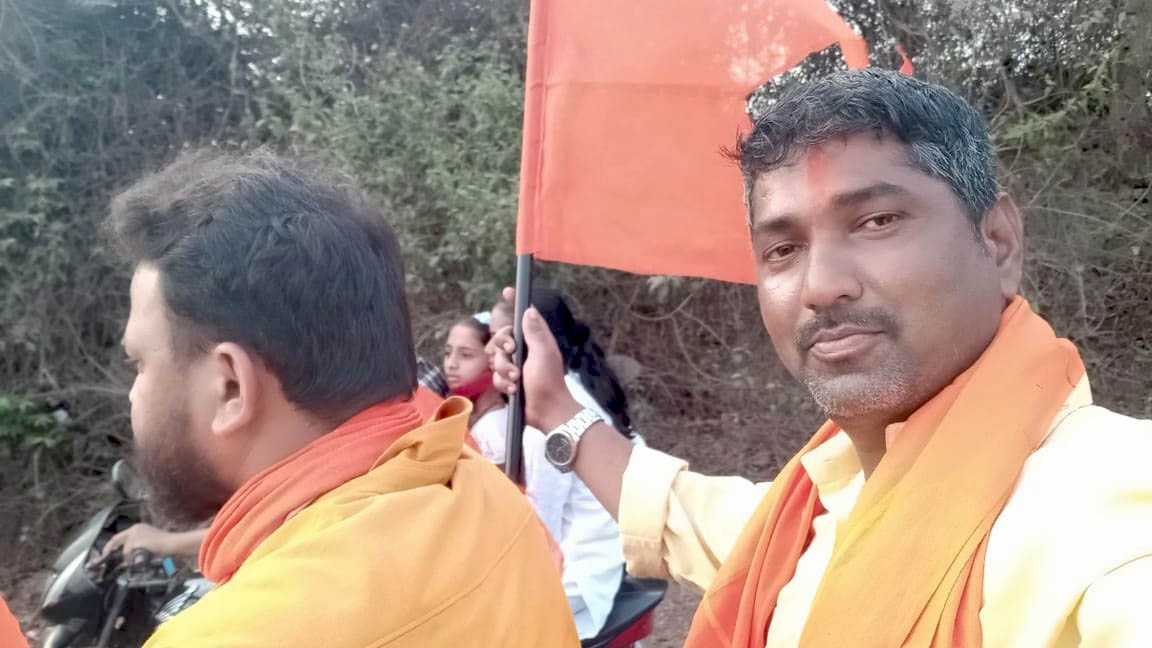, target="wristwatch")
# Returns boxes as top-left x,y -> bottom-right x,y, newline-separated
544,407 -> 603,472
